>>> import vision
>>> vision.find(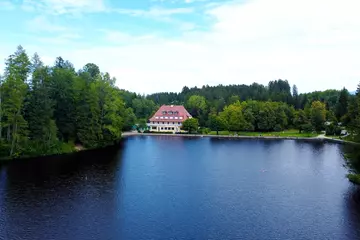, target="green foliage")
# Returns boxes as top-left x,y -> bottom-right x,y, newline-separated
347,174 -> 360,185
208,114 -> 226,135
1,45 -> 359,161
301,123 -> 314,133
220,101 -> 247,131
310,101 -> 326,132
182,118 -> 199,133
0,46 -> 134,159
137,119 -> 148,131
325,123 -> 341,136
1,45 -> 31,157
132,98 -> 157,119
186,95 -> 207,116
335,88 -> 349,120
198,127 -> 211,134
